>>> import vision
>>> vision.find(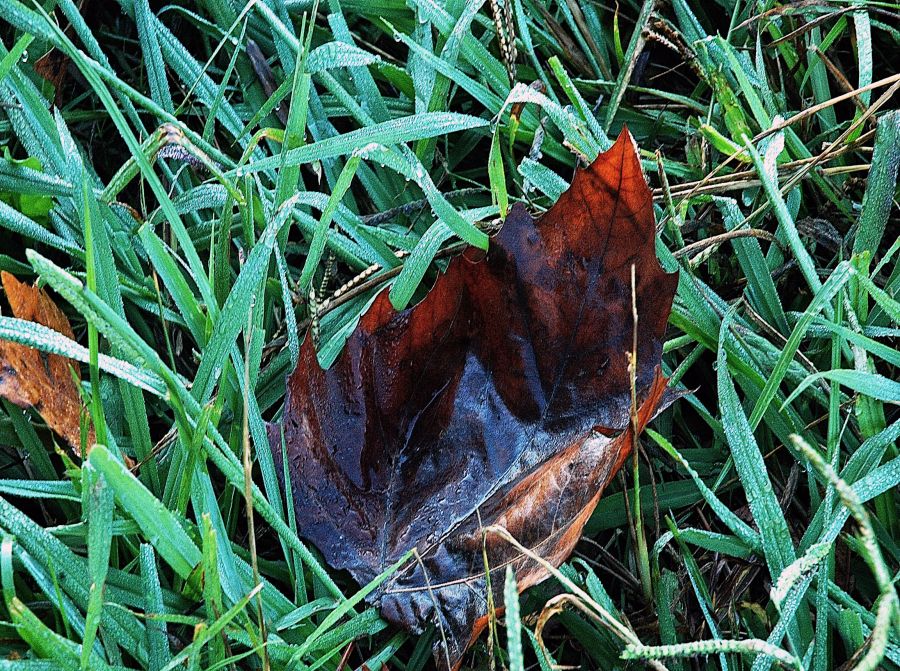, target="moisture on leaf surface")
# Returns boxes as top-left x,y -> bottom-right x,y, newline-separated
271,128 -> 677,669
